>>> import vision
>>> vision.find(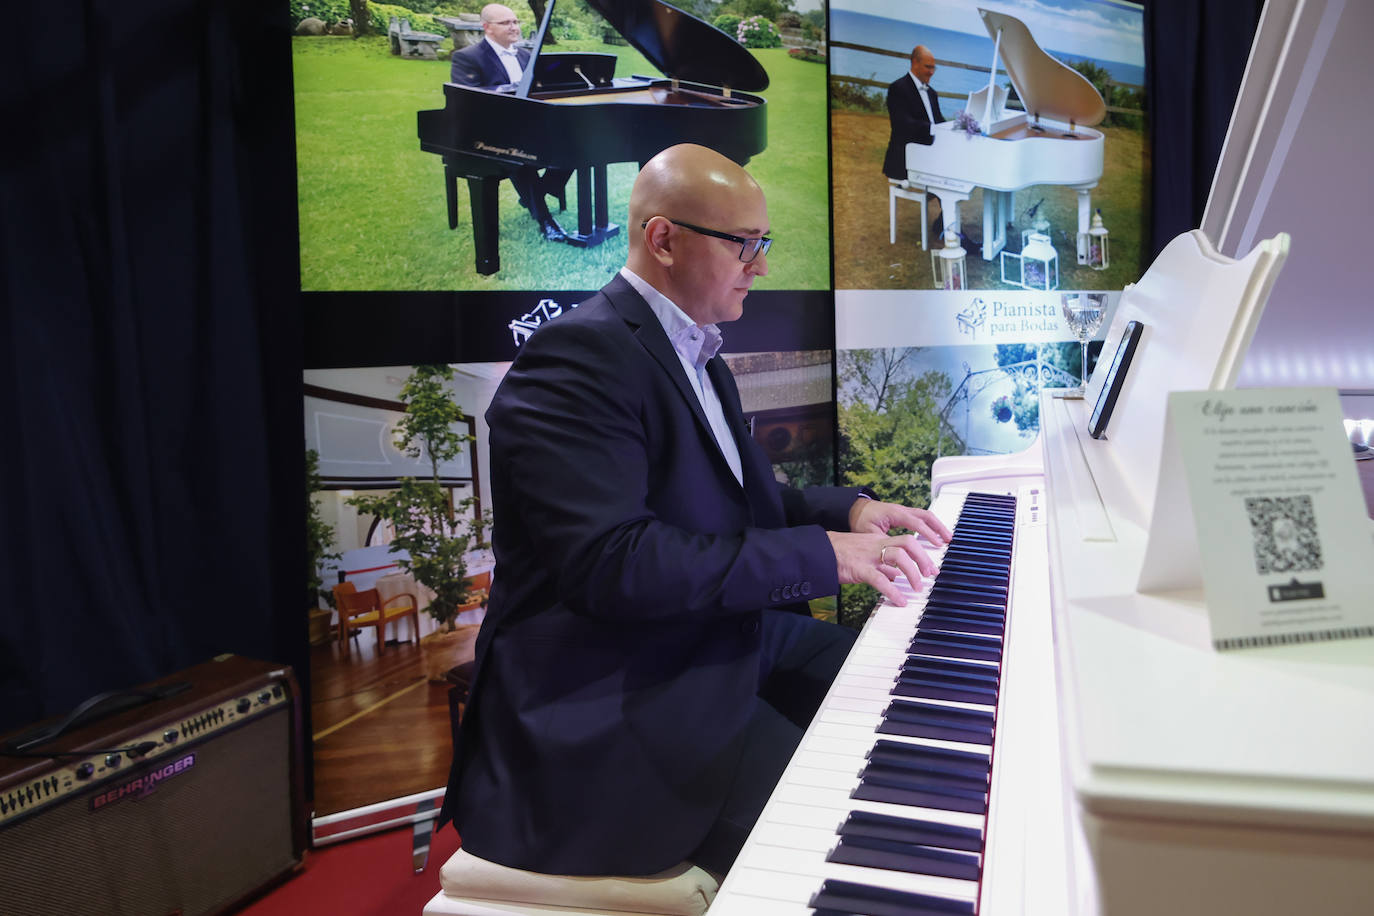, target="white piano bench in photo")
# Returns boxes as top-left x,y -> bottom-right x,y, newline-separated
421,847 -> 719,916
888,179 -> 929,249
